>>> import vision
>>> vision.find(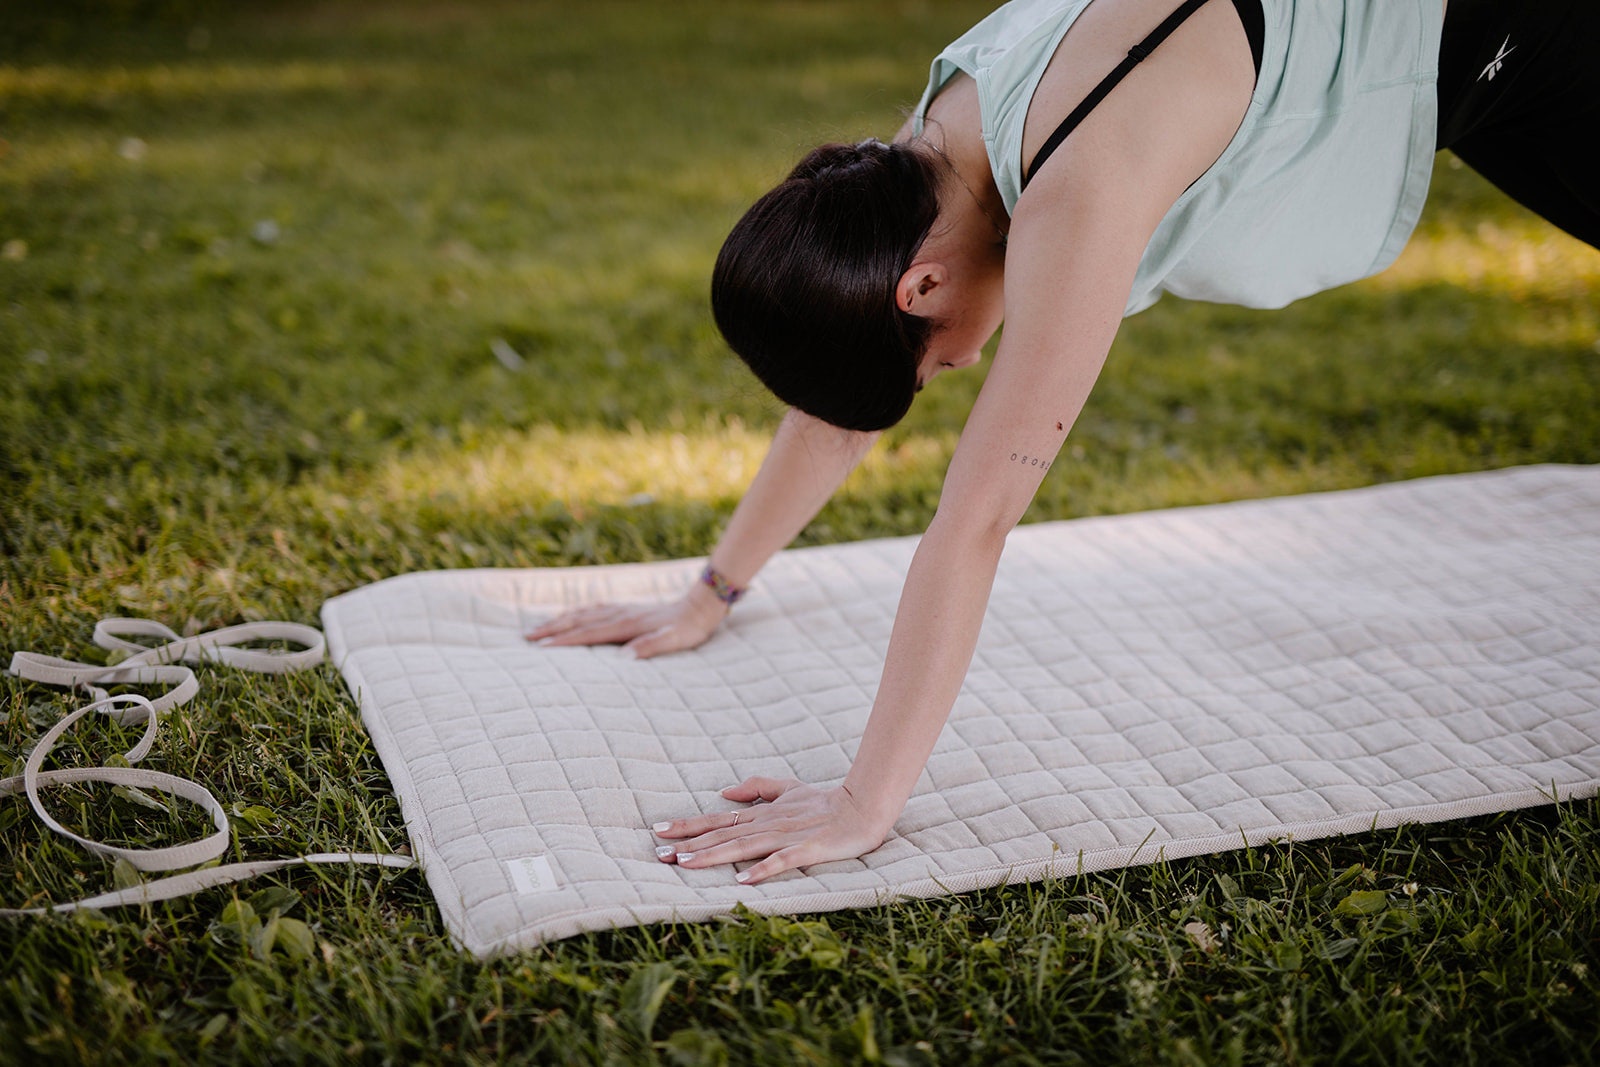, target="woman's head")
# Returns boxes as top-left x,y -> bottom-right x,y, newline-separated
711,138 -> 943,432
